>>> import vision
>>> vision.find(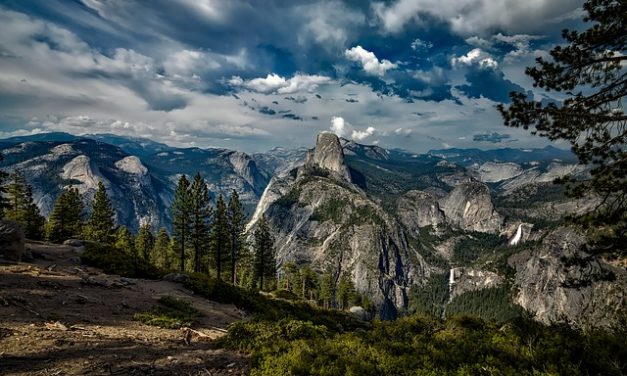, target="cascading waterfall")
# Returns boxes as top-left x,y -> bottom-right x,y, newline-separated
509,224 -> 523,246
